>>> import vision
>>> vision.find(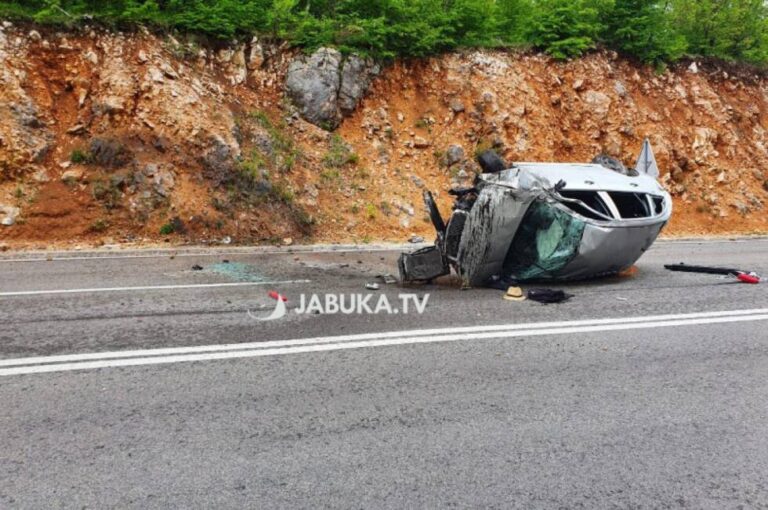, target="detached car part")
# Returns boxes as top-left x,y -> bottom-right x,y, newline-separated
399,139 -> 672,286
